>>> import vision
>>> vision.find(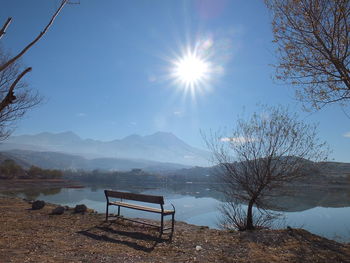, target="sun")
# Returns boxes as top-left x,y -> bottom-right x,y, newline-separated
171,49 -> 212,95
166,38 -> 223,99
174,53 -> 209,86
